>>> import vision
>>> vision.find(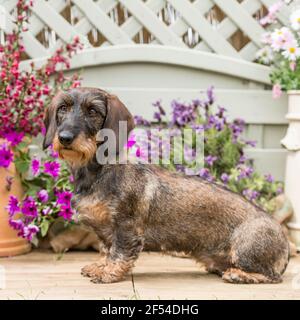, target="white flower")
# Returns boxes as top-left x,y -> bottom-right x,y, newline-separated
271,27 -> 295,51
290,9 -> 300,31
255,46 -> 274,65
282,43 -> 300,61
